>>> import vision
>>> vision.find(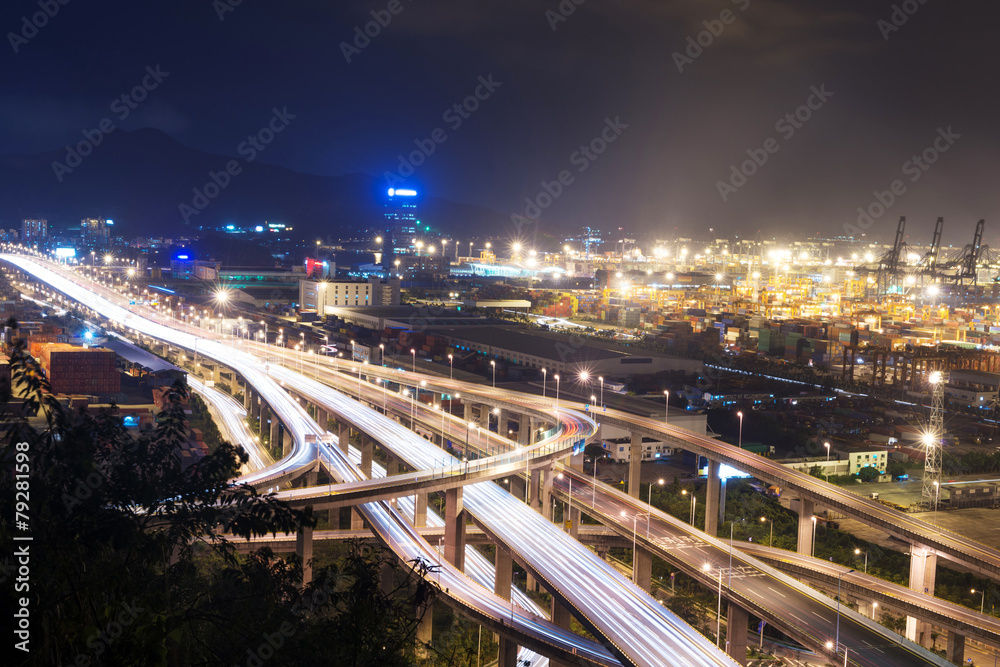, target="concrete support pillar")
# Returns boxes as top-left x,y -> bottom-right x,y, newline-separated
413,492 -> 427,528
338,422 -> 350,455
351,508 -> 364,530
498,409 -> 509,436
494,548 -> 512,600
541,466 -> 554,520
463,401 -> 472,424
726,601 -> 749,666
380,561 -> 395,597
316,407 -> 328,431
629,431 -> 642,498
416,603 -> 433,660
305,469 -> 318,487
296,521 -> 313,586
444,487 -> 466,572
360,437 -> 373,478
633,547 -> 652,591
567,505 -> 580,539
518,413 -> 530,447
705,459 -> 721,537
243,385 -> 252,410
551,597 -> 571,629
796,498 -> 815,557
270,417 -> 281,453
529,468 -> 542,512
946,632 -> 965,666
281,424 -> 291,458
387,453 -> 399,476
497,638 -> 518,667
259,403 -> 270,437
906,549 -> 938,645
